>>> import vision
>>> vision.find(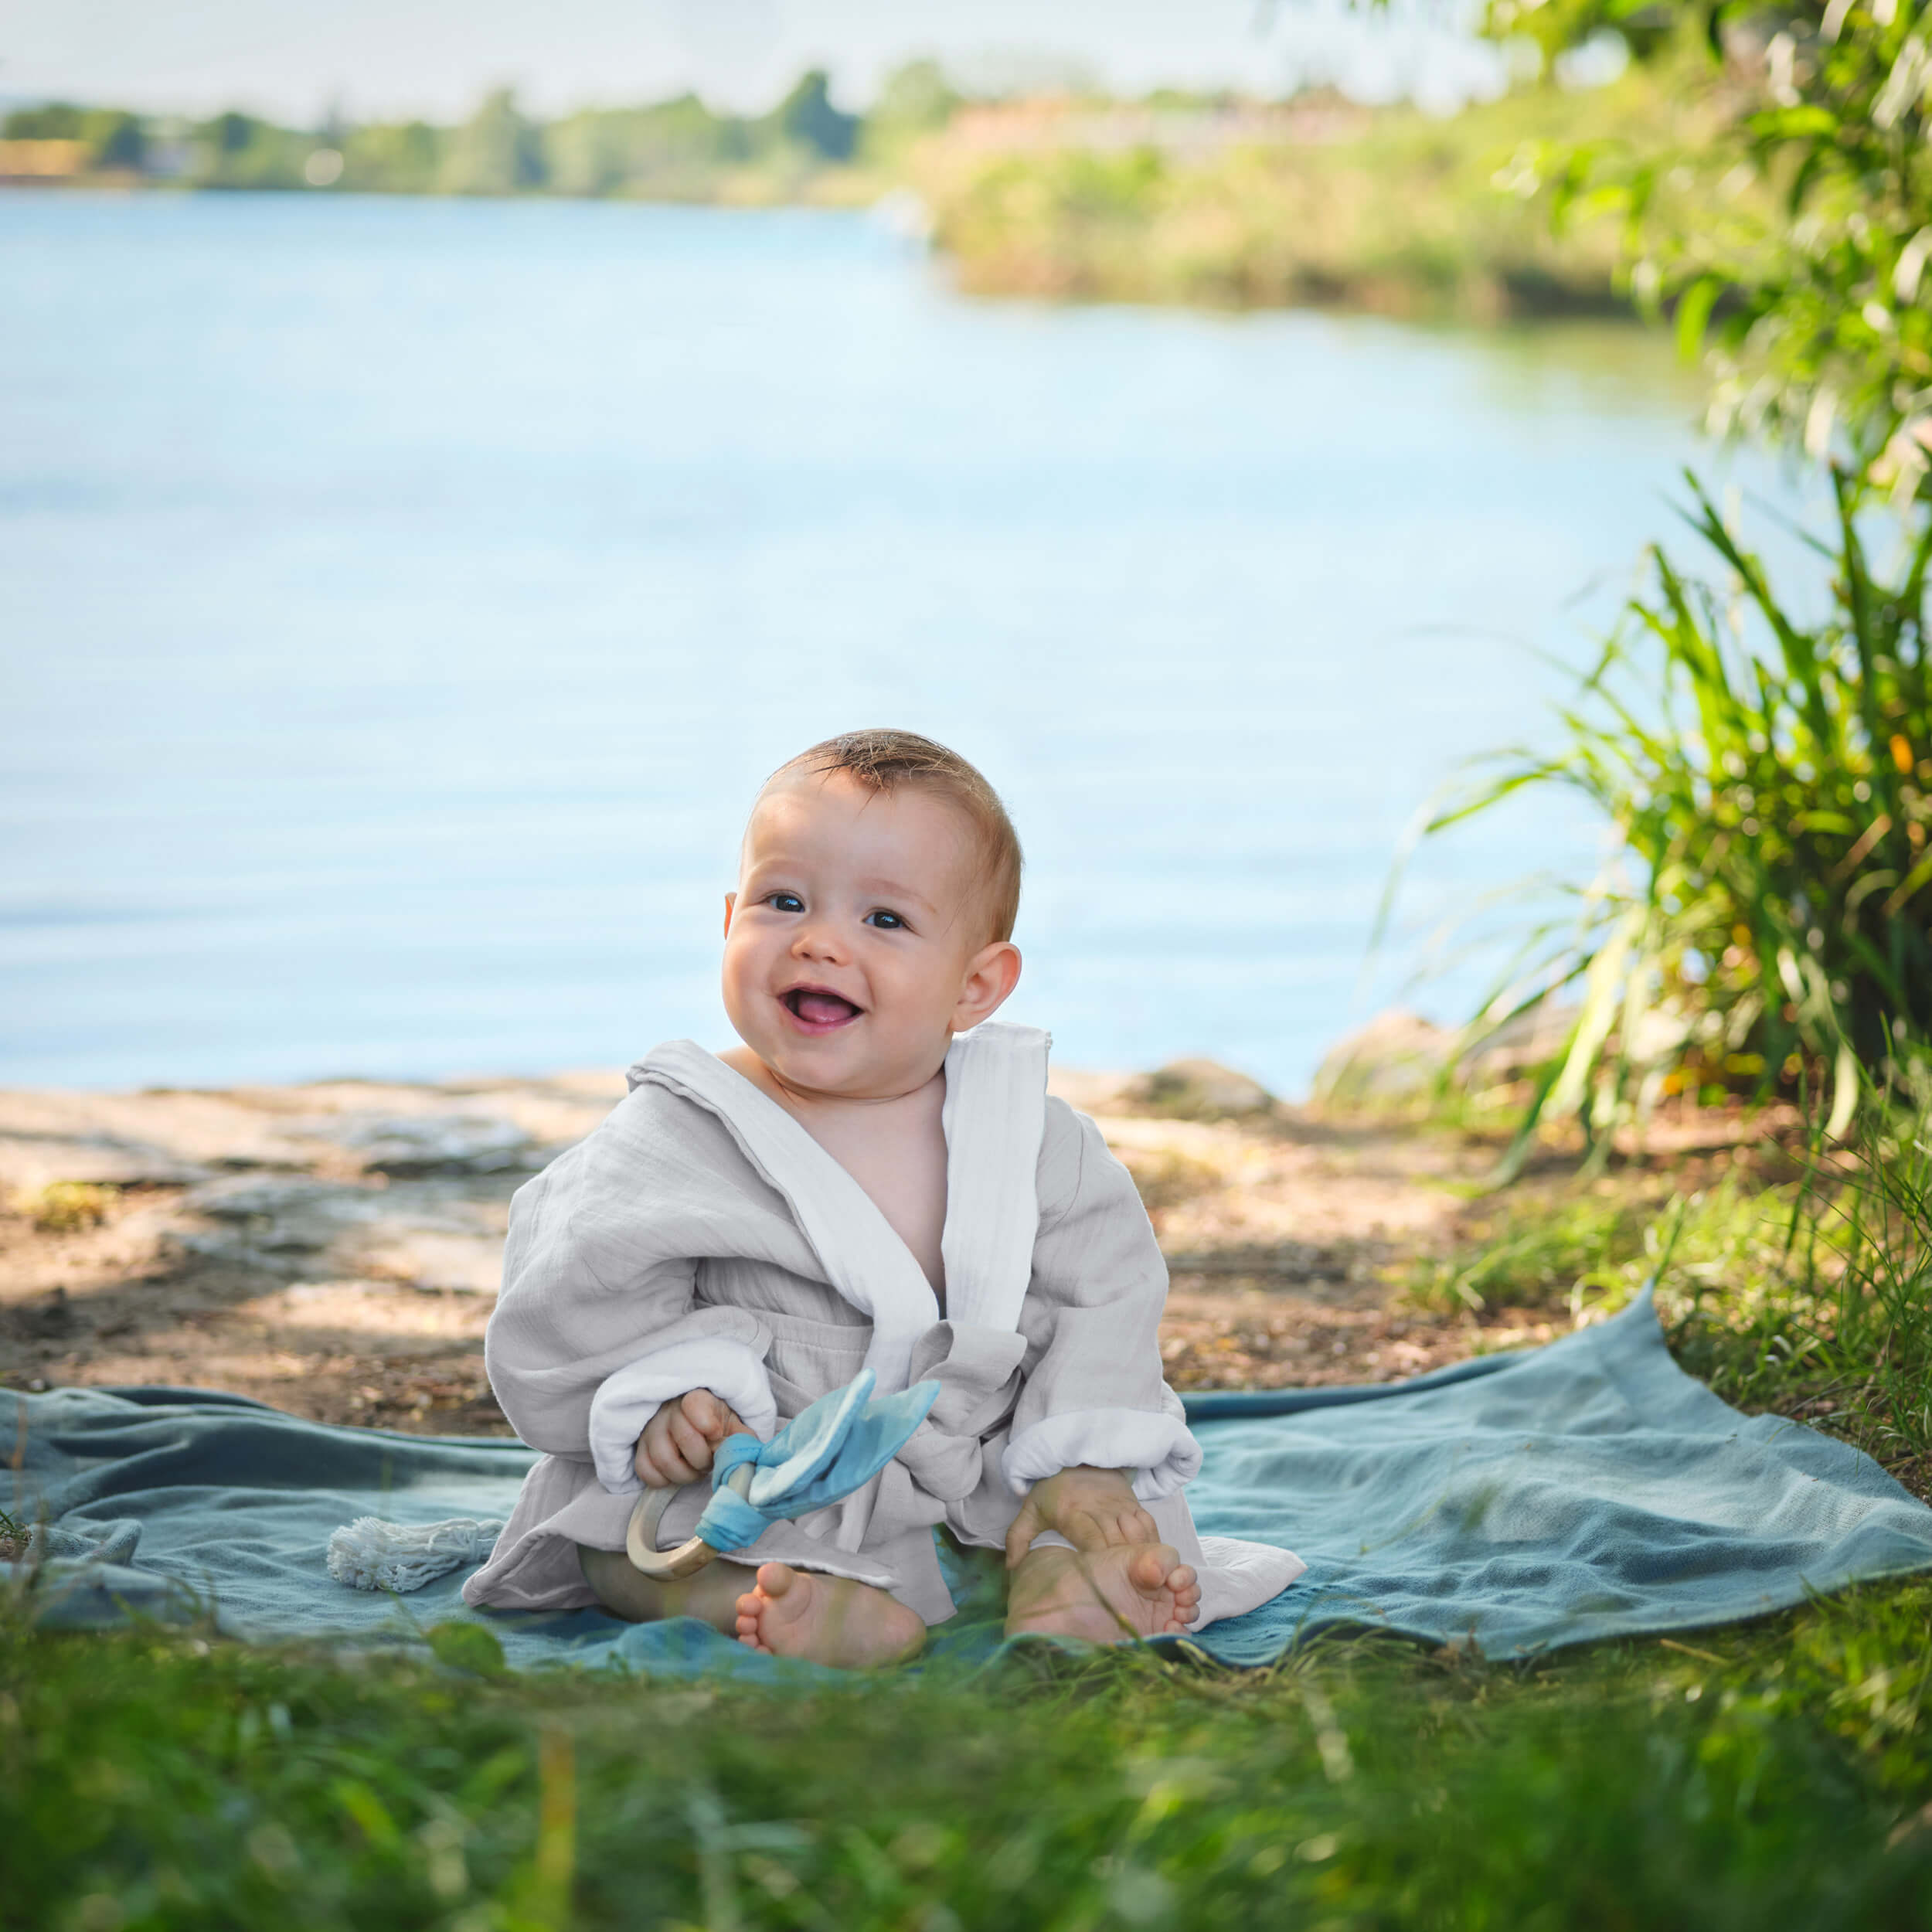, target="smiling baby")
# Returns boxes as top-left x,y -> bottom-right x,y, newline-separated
464,730 -> 1302,1667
